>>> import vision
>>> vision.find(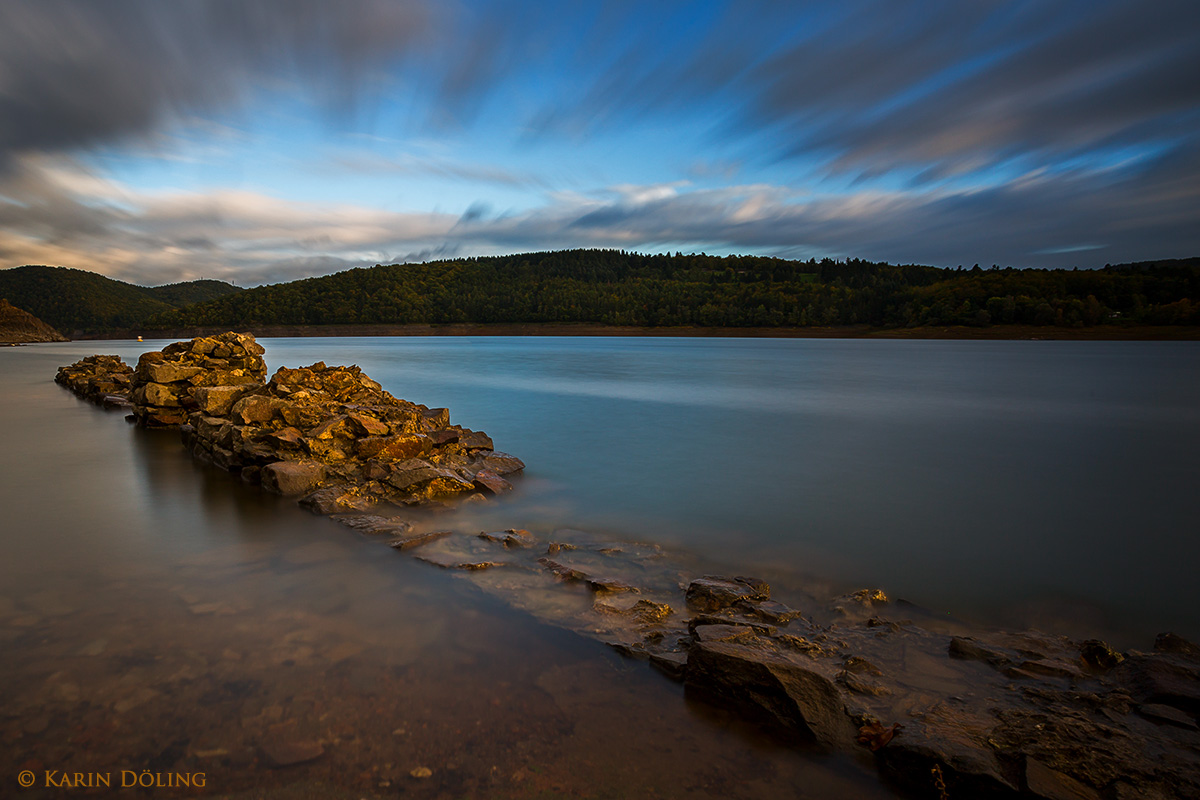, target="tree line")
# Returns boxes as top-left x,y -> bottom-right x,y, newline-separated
148,250 -> 1200,331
